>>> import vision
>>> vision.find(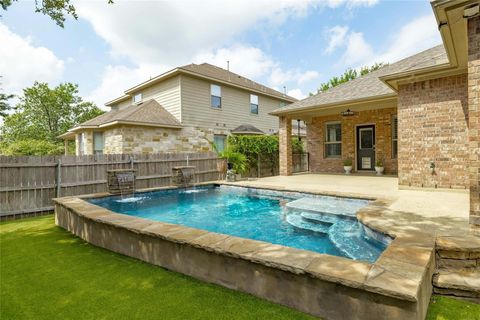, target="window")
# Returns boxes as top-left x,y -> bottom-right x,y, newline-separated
250,94 -> 258,114
214,134 -> 226,152
211,84 -> 221,108
392,115 -> 398,159
279,101 -> 286,108
325,122 -> 341,158
93,132 -> 104,155
78,133 -> 84,155
133,93 -> 142,103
